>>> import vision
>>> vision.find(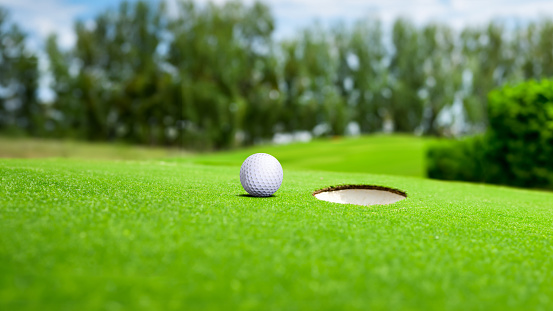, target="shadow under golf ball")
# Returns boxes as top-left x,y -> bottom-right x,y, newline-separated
236,194 -> 277,198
